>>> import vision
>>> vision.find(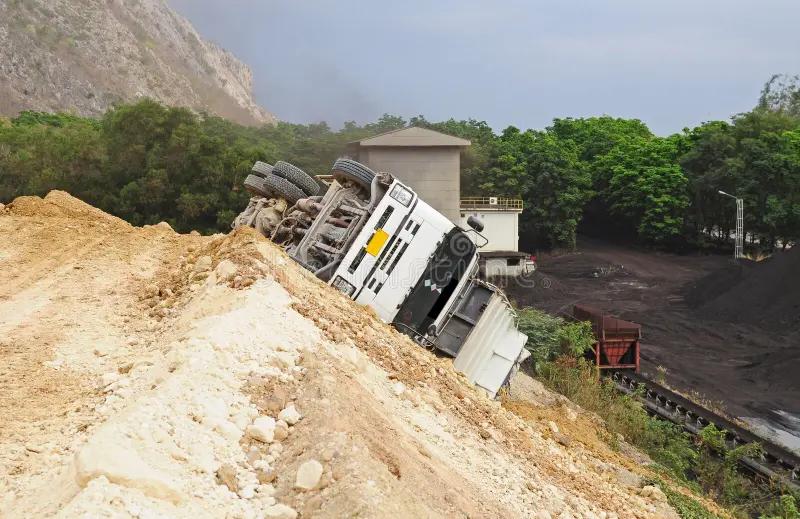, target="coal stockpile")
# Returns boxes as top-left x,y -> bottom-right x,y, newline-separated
688,247 -> 800,331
